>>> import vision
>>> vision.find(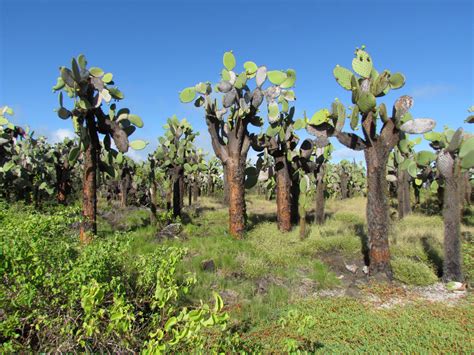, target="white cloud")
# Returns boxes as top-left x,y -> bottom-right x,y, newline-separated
410,84 -> 454,99
125,149 -> 146,162
331,147 -> 364,163
50,128 -> 75,143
